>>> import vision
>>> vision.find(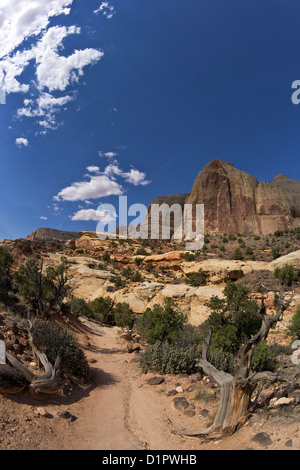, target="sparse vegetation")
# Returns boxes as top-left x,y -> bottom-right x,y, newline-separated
31,319 -> 90,380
